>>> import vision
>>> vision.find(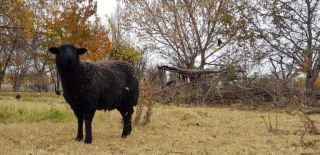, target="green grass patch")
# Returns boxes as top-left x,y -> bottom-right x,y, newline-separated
0,93 -> 73,123
0,104 -> 74,123
26,109 -> 73,122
